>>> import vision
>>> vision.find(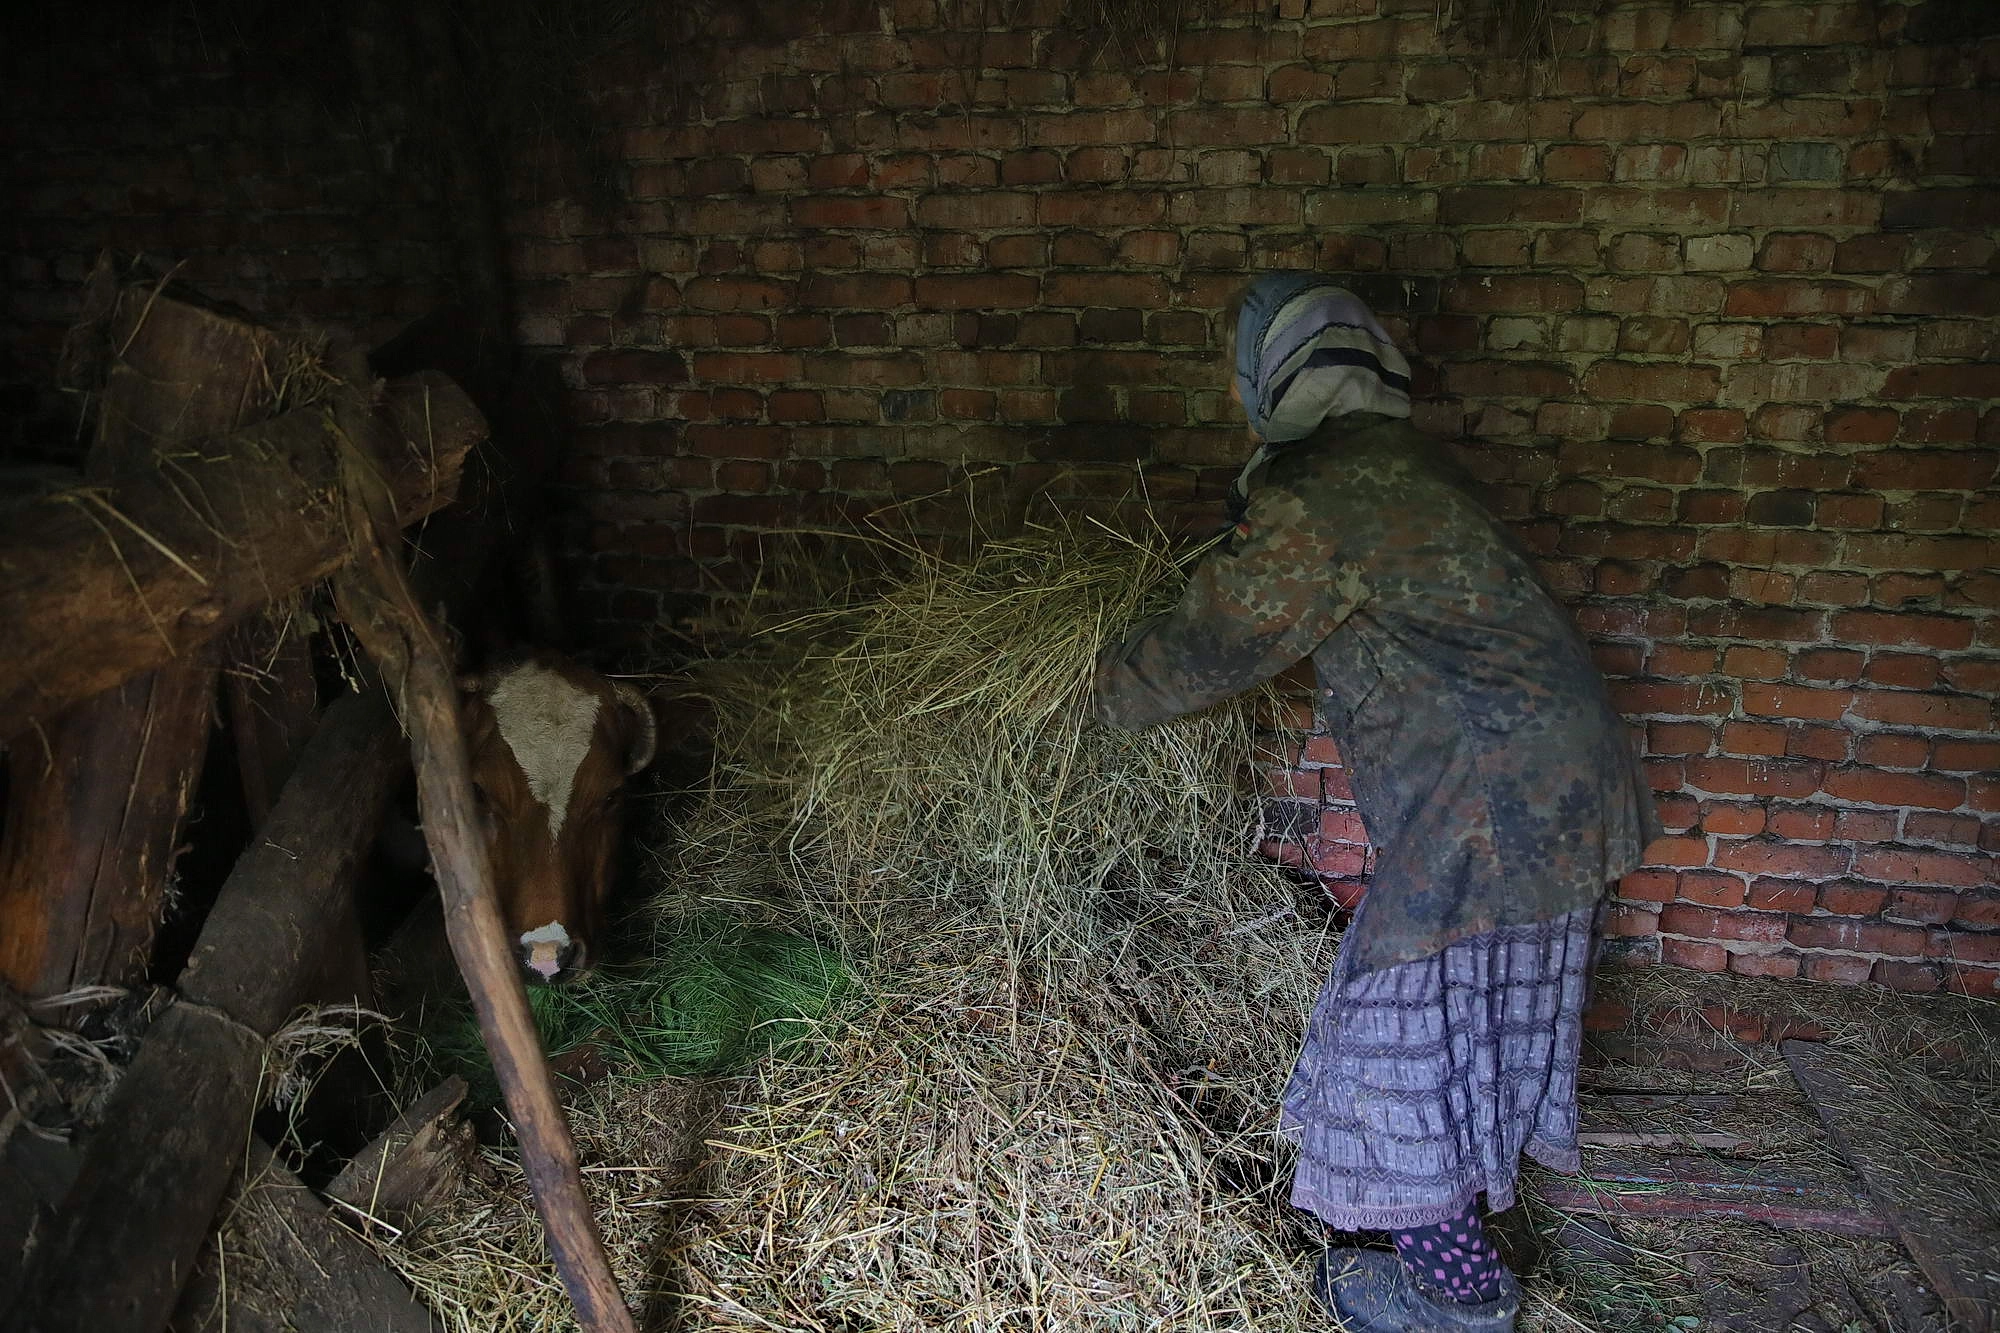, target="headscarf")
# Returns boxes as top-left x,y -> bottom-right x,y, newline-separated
1225,274 -> 1412,525
1233,273 -> 1411,443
